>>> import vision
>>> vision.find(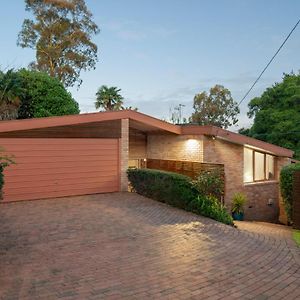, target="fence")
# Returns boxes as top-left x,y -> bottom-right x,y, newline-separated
293,171 -> 300,229
146,159 -> 224,179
